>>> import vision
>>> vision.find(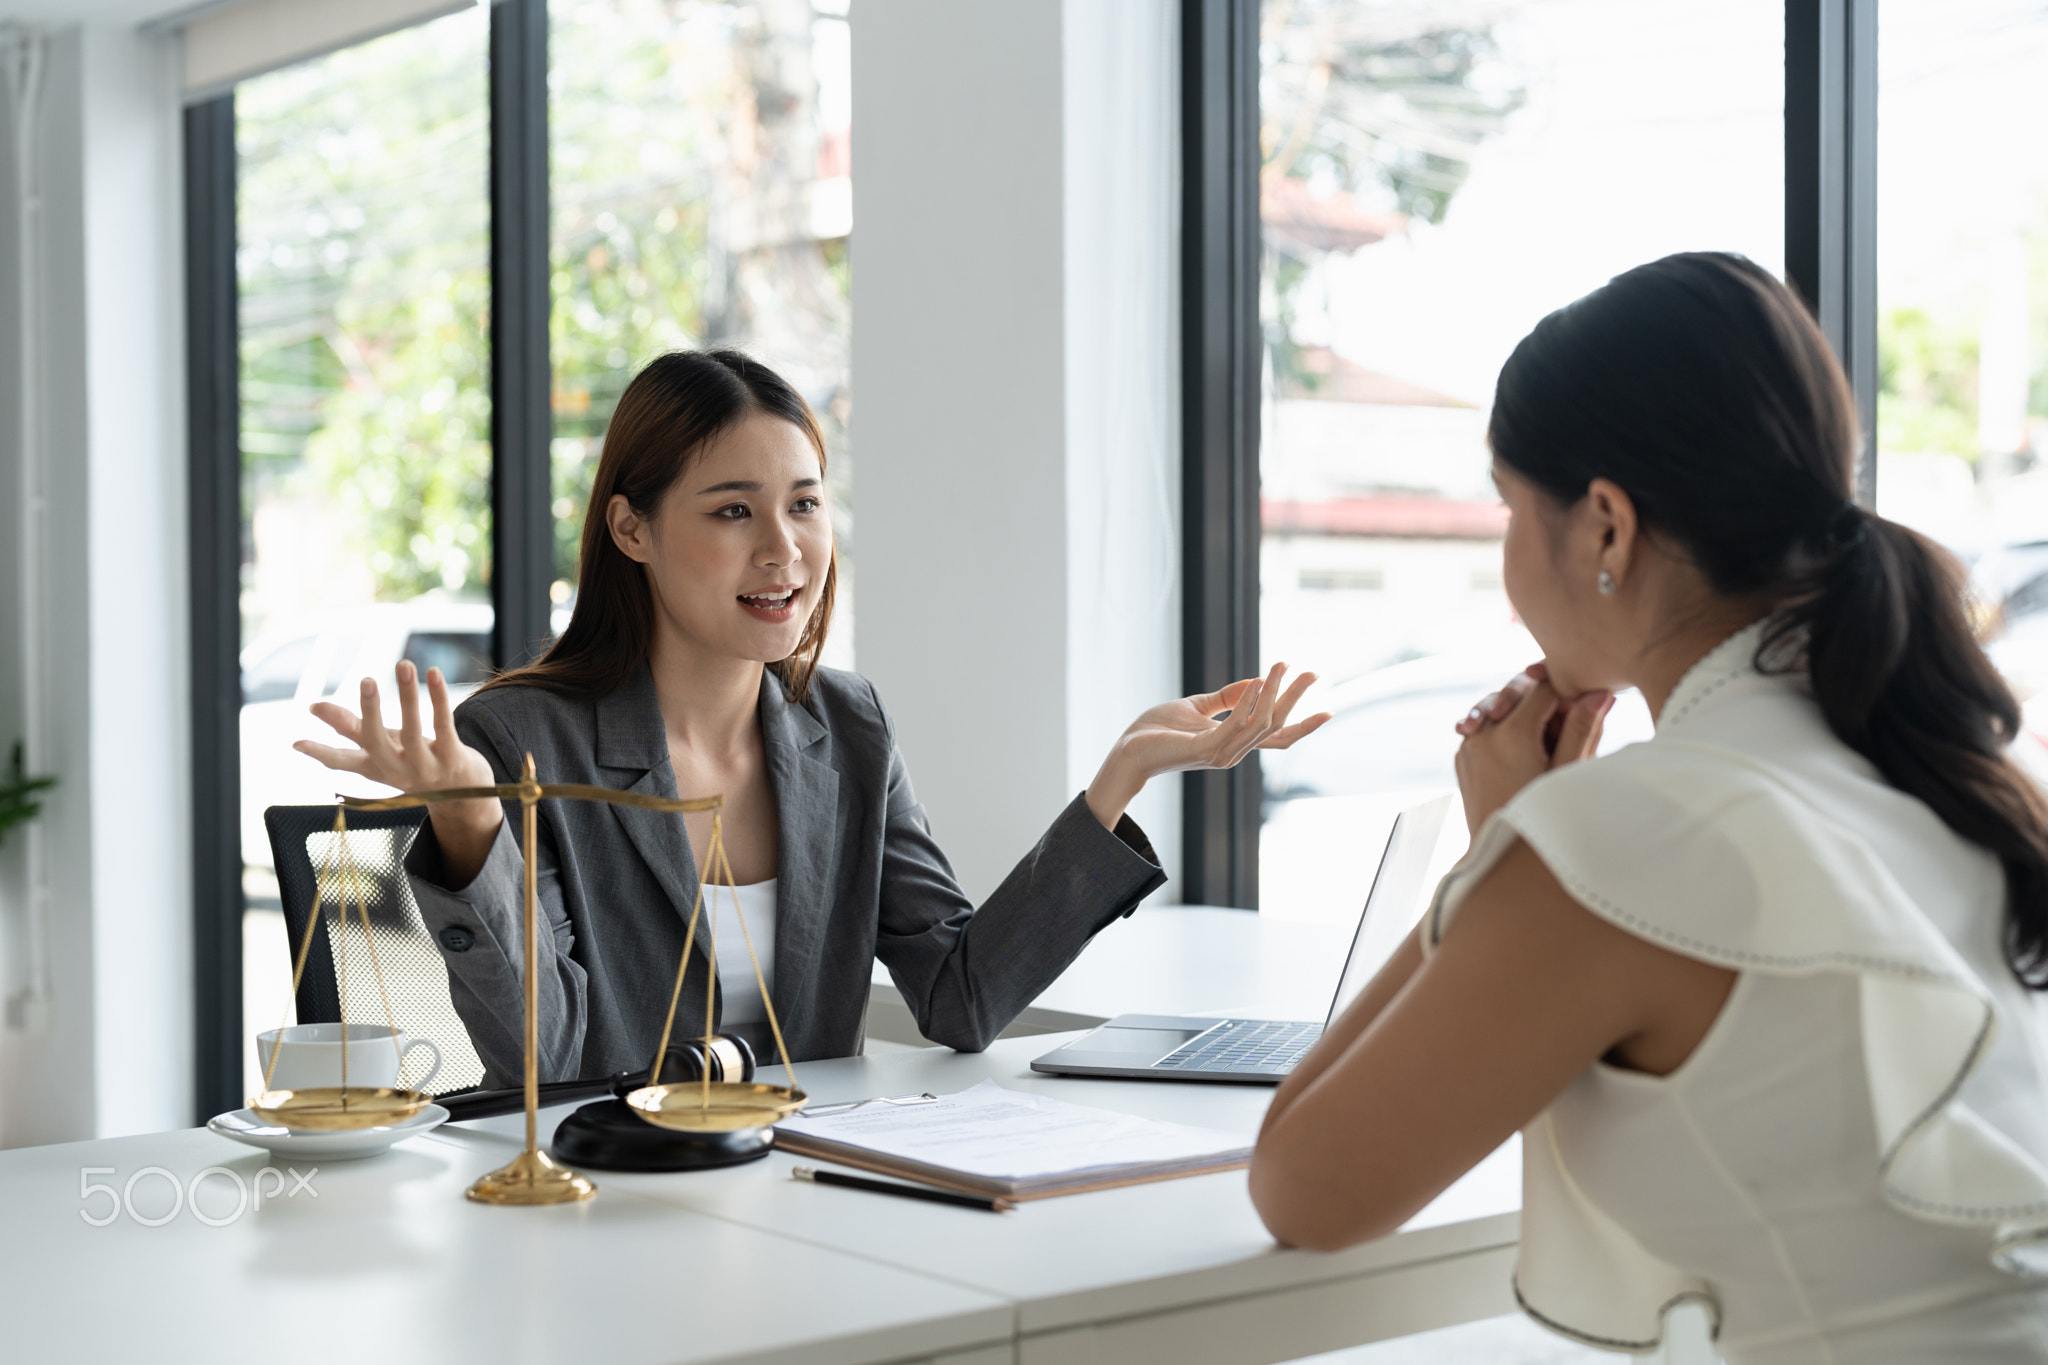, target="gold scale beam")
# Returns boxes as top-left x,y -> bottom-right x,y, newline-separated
340,754 -> 798,1205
